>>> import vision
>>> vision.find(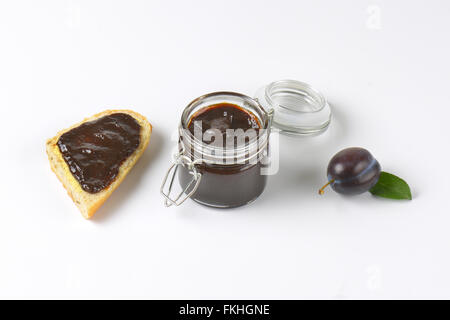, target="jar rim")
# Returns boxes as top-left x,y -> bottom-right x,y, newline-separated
265,80 -> 327,114
182,91 -> 270,127
179,91 -> 270,164
256,79 -> 331,136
